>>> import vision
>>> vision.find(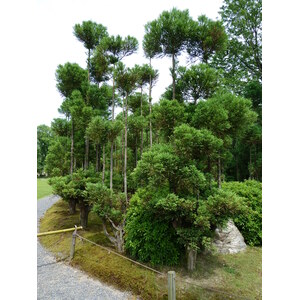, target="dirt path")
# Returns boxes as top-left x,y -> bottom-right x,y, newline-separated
37,195 -> 131,300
